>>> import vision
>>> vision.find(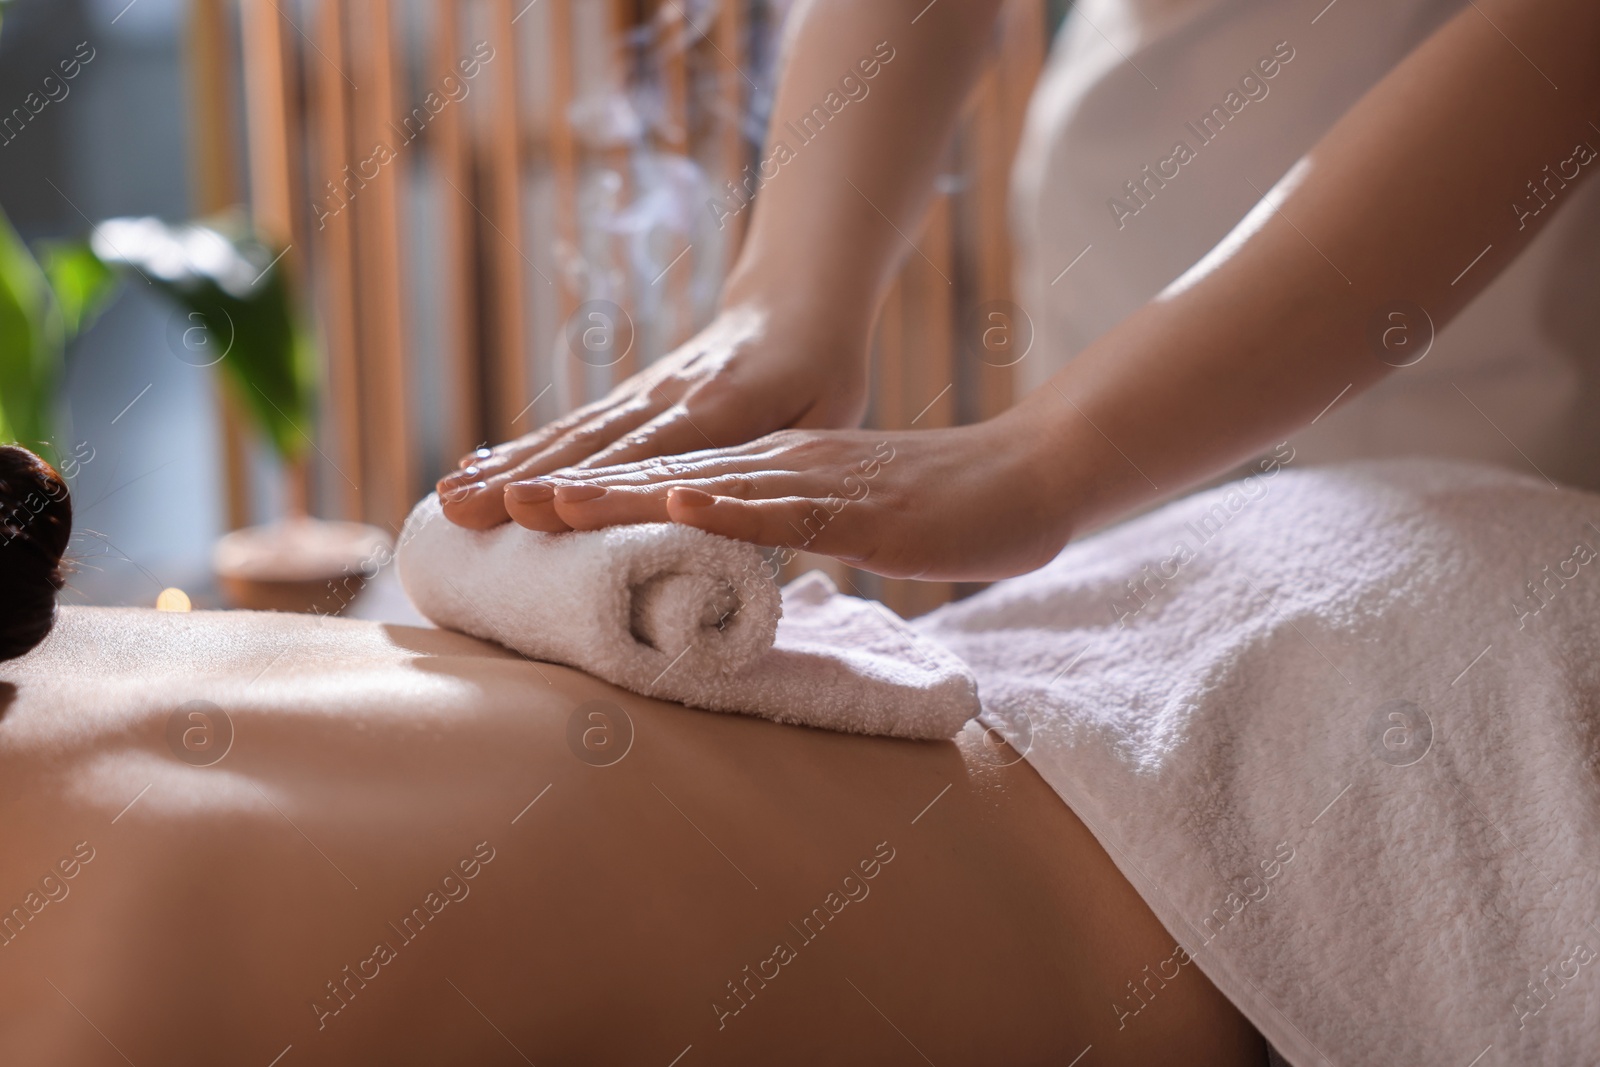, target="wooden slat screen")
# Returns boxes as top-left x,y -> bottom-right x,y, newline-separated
235,0 -> 1046,614
188,0 -> 254,532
